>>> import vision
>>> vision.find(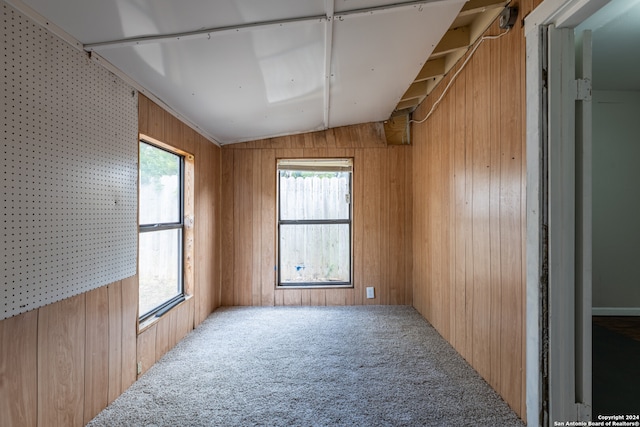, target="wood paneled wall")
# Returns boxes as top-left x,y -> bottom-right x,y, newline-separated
410,1 -> 539,420
0,96 -> 221,427
138,94 -> 222,324
0,279 -> 138,427
221,123 -> 412,306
